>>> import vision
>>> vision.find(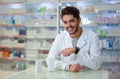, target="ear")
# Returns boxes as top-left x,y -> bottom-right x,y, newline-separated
79,17 -> 81,22
78,17 -> 81,23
